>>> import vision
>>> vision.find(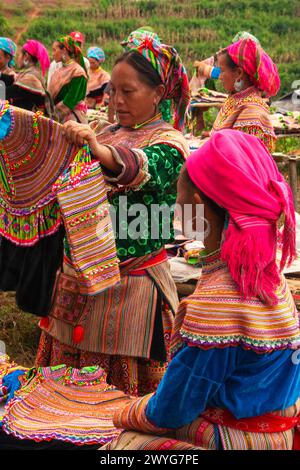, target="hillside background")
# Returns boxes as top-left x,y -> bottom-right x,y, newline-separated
0,0 -> 299,97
